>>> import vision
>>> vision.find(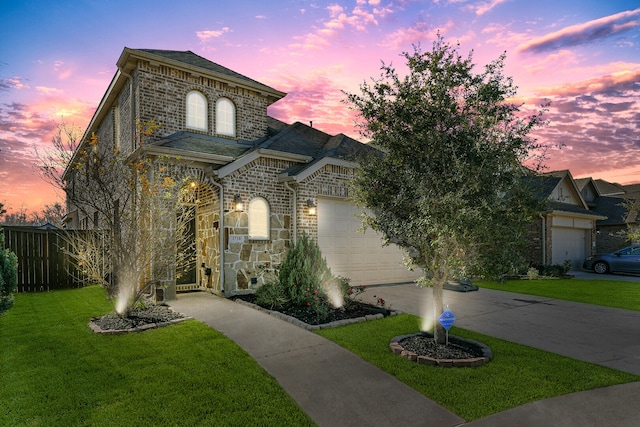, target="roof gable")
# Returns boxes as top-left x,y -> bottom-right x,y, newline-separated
133,49 -> 283,99
541,170 -> 589,210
